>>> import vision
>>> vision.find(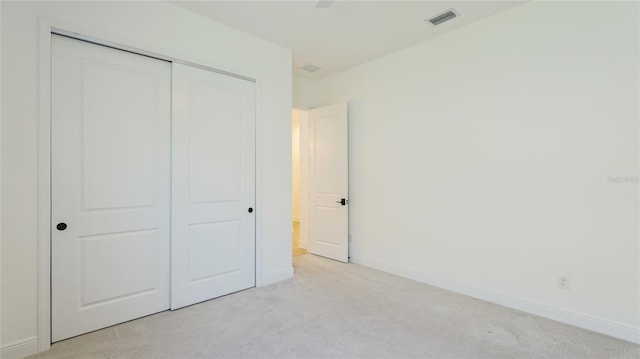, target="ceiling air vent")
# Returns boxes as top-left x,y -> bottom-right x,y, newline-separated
427,9 -> 458,26
301,64 -> 321,73
315,0 -> 335,9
